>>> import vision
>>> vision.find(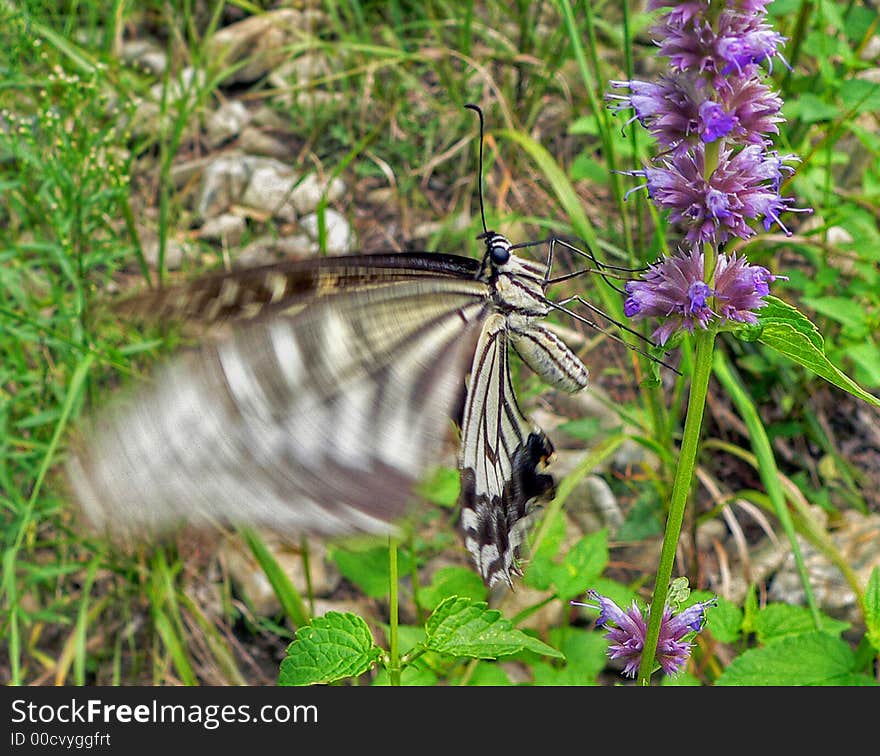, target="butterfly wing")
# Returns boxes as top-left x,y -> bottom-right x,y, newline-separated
67,258 -> 491,542
458,313 -> 556,588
